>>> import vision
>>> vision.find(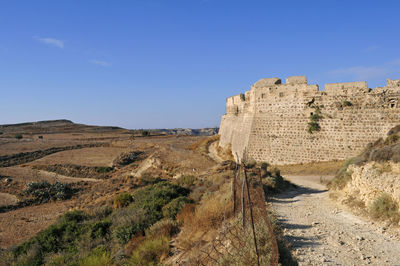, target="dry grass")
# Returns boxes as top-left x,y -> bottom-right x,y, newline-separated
278,160 -> 344,176
176,180 -> 233,251
27,147 -> 127,167
188,135 -> 220,154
